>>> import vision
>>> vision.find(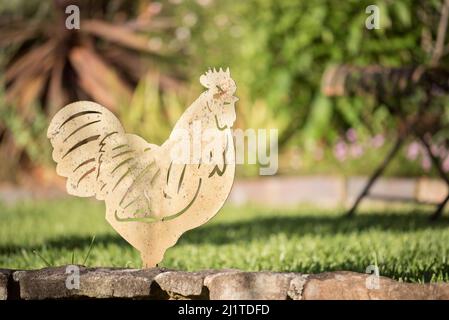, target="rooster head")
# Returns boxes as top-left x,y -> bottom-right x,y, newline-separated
200,67 -> 238,128
200,67 -> 236,96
